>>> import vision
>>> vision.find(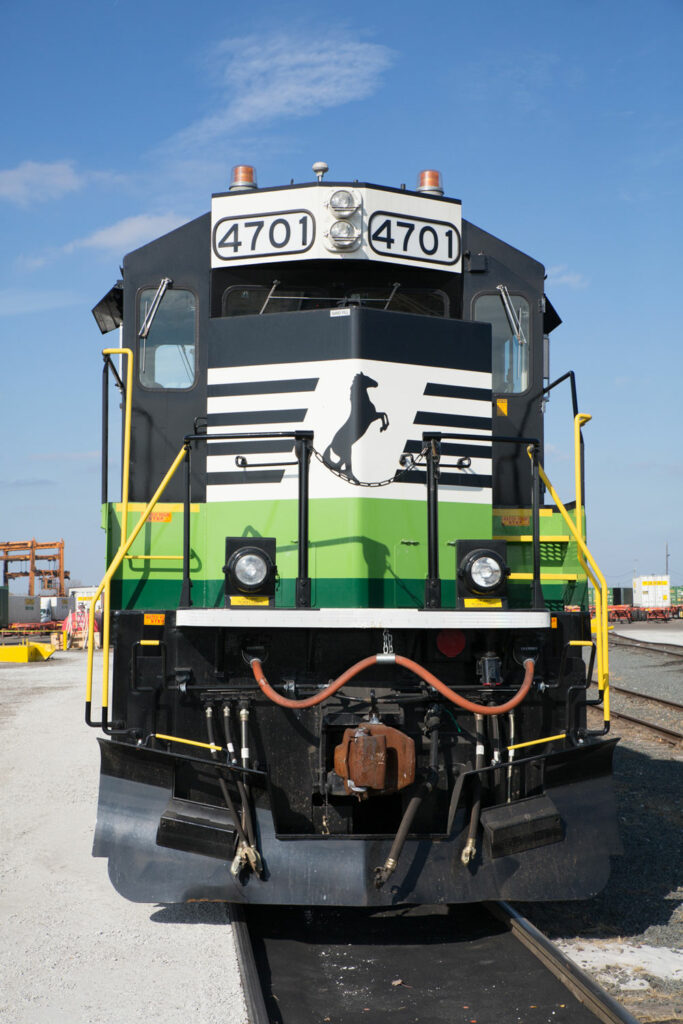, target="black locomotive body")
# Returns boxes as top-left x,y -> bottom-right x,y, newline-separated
88,165 -> 619,905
